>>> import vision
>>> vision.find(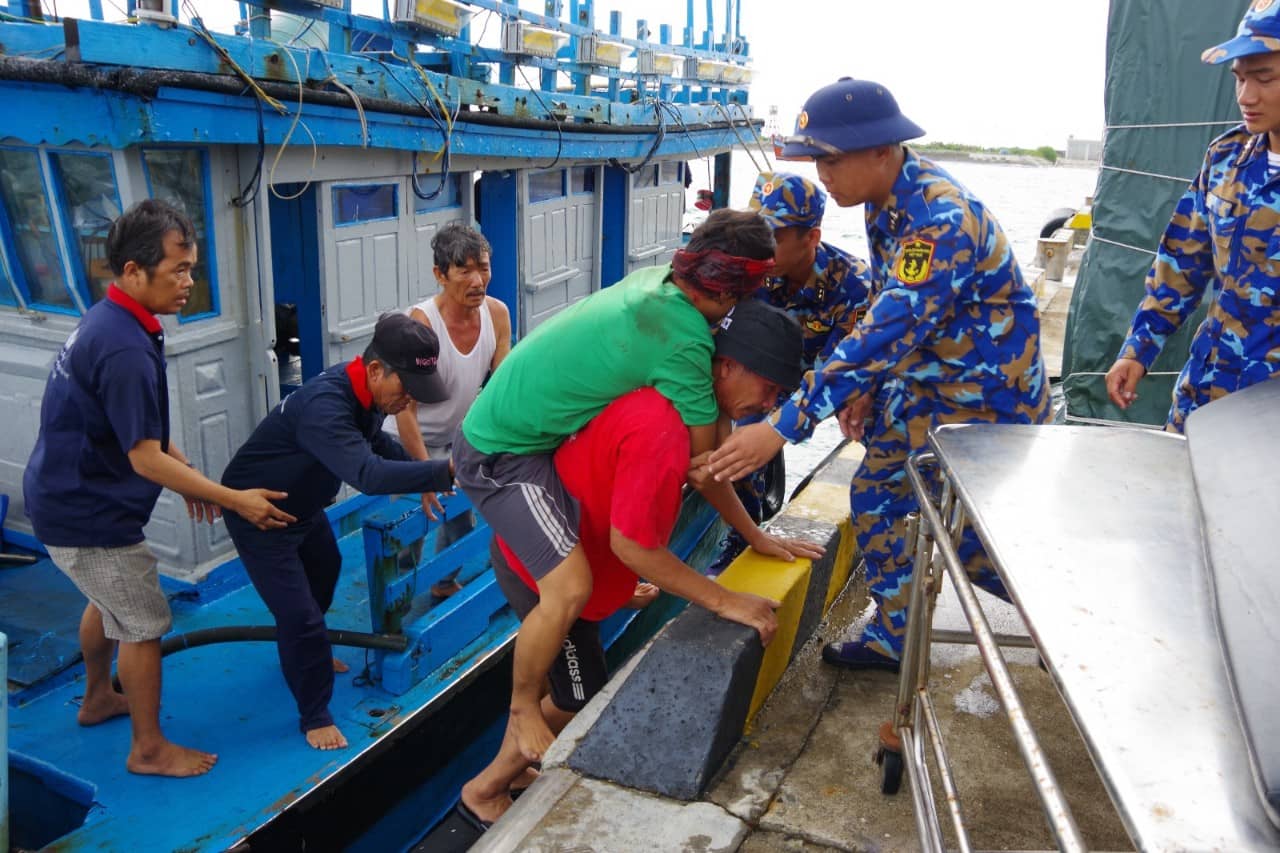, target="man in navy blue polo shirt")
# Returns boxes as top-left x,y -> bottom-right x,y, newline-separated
23,199 -> 297,778
222,312 -> 454,751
